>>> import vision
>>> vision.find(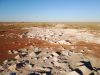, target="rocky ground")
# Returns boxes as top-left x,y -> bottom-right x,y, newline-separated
0,27 -> 100,75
